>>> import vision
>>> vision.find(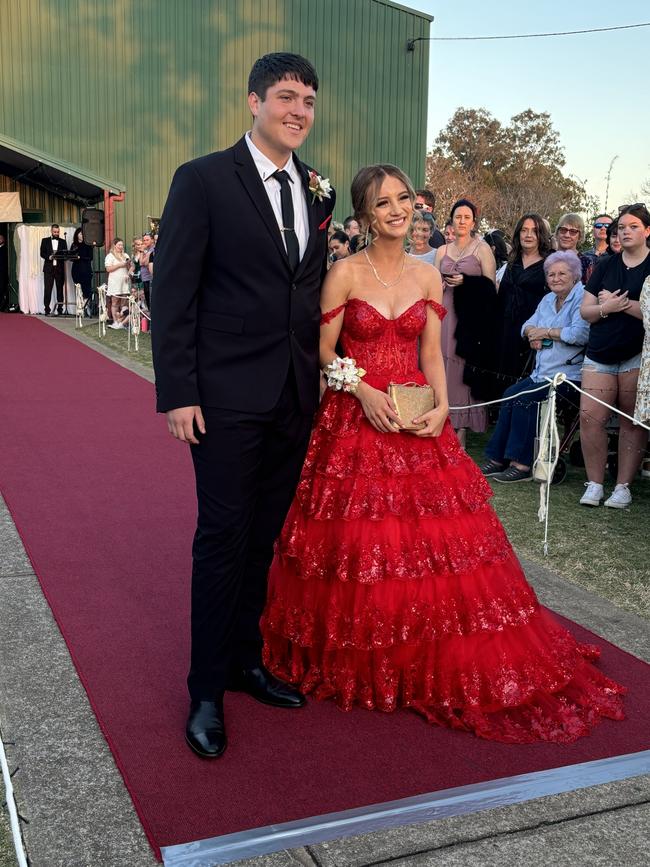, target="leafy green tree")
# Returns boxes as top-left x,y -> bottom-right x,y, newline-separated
426,108 -> 587,236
